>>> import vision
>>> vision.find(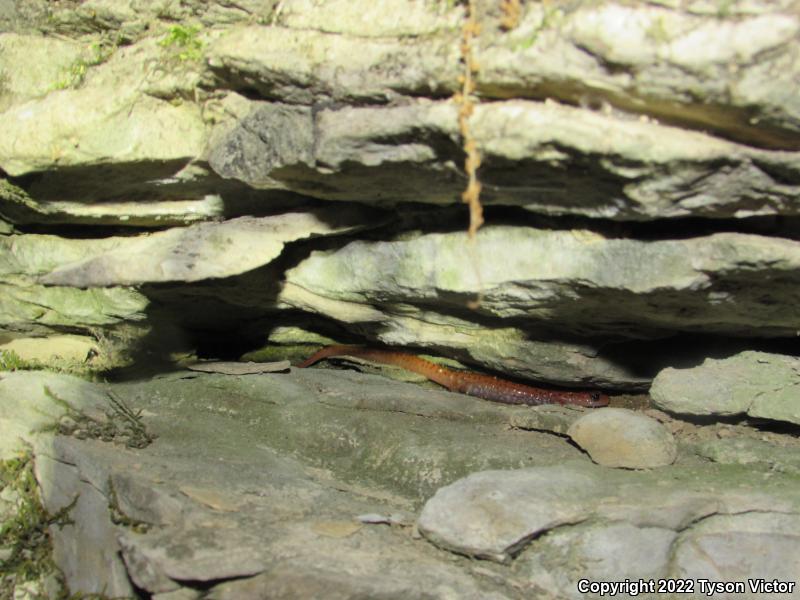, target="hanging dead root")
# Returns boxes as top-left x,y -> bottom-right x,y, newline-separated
456,0 -> 484,241
455,0 -> 485,307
